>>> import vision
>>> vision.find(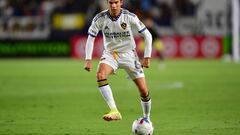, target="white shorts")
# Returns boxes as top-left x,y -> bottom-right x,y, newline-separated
99,50 -> 145,80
